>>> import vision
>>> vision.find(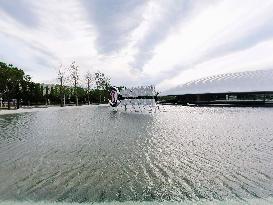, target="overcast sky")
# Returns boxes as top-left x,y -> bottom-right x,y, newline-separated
1,0 -> 273,91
